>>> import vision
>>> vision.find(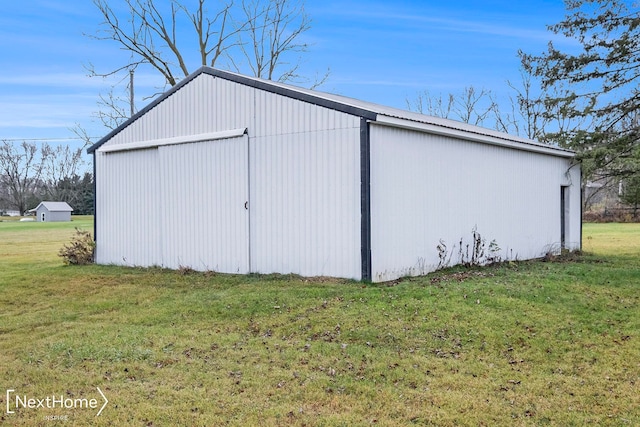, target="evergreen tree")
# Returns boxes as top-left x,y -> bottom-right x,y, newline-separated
621,174 -> 640,216
521,0 -> 640,180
